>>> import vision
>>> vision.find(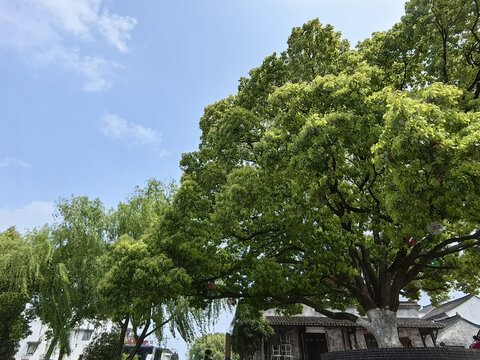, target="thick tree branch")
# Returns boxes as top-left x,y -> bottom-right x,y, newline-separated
419,230 -> 480,261
355,243 -> 380,302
